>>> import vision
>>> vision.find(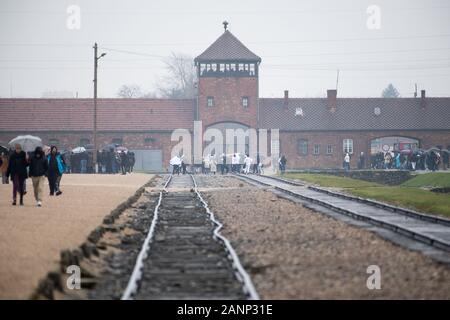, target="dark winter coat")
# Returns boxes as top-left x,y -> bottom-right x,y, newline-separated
29,153 -> 48,177
6,151 -> 28,179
